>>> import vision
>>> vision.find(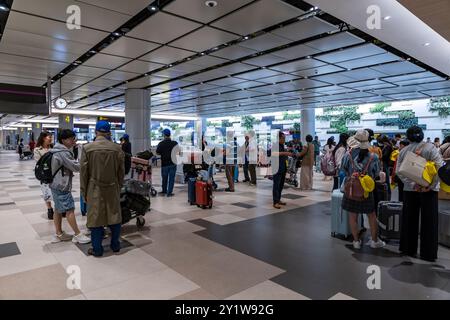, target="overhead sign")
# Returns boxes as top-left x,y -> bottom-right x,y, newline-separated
0,83 -> 48,115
